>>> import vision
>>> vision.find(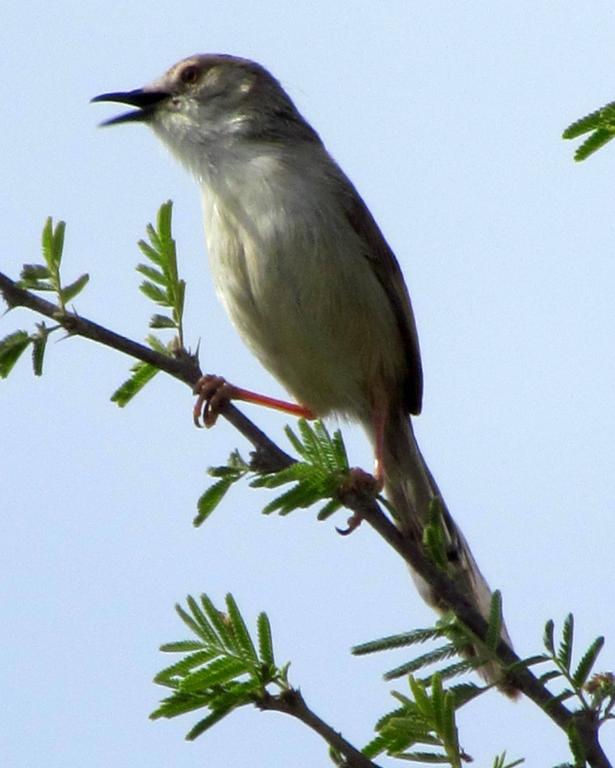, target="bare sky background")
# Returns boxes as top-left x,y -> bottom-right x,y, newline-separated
2,2 -> 614,766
